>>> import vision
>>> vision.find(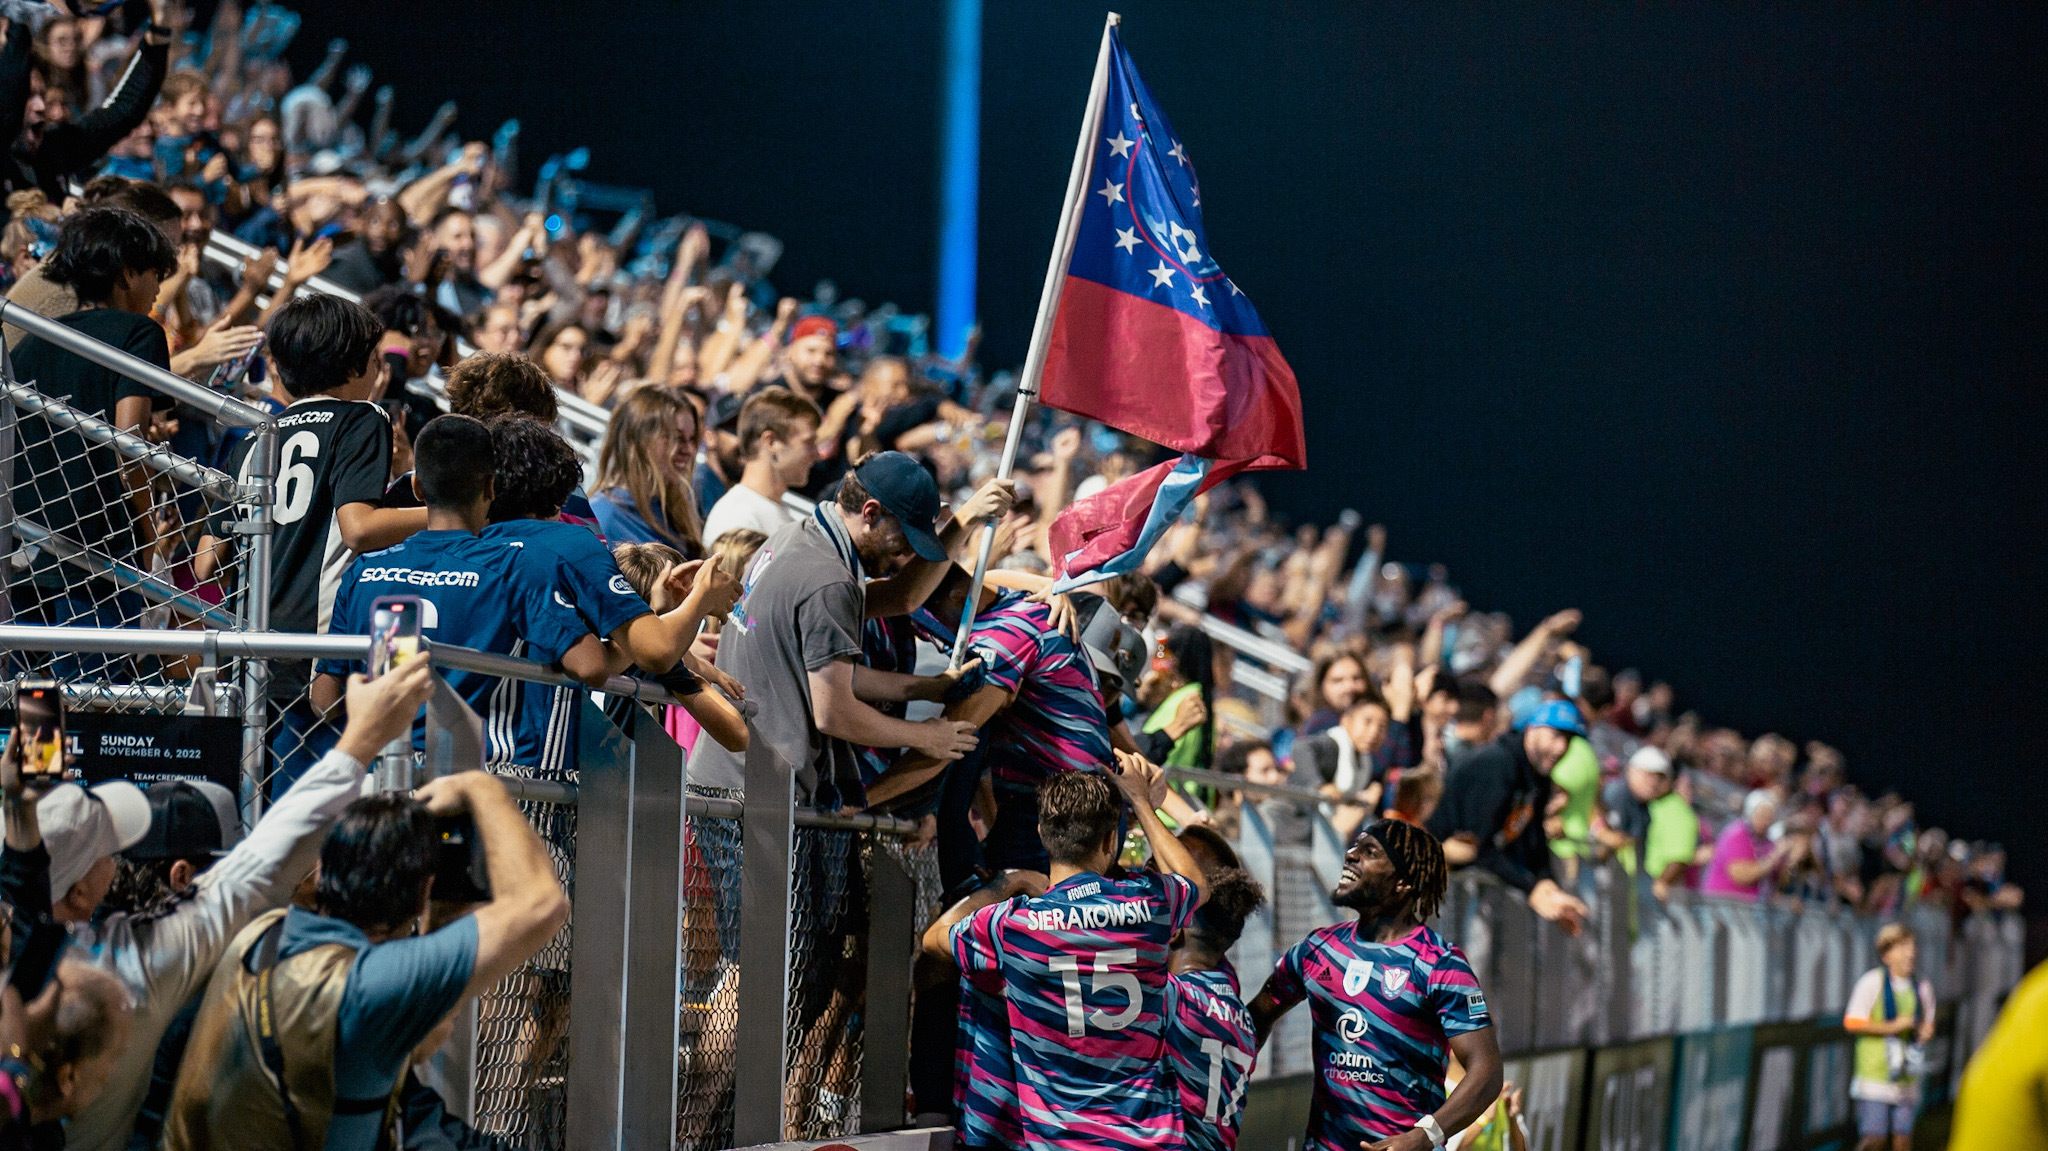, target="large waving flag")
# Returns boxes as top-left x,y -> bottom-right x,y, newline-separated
1031,20 -> 1306,591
